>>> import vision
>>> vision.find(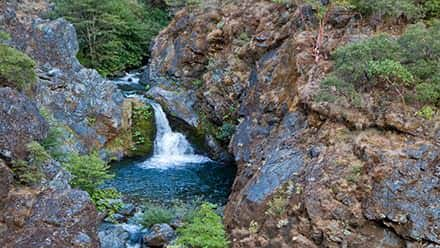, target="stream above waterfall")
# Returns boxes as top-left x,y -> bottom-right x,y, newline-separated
103,72 -> 236,206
